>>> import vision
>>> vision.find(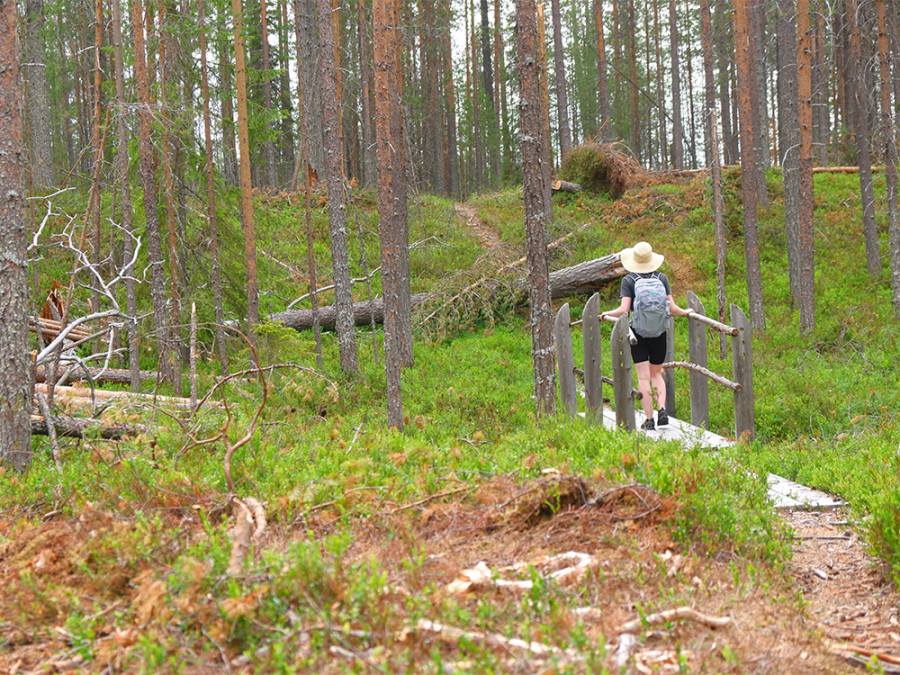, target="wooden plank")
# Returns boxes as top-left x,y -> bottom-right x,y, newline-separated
665,315 -> 676,418
555,303 -> 577,417
731,304 -> 755,440
766,474 -> 845,510
583,294 -> 603,423
687,292 -> 710,429
611,318 -> 635,431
